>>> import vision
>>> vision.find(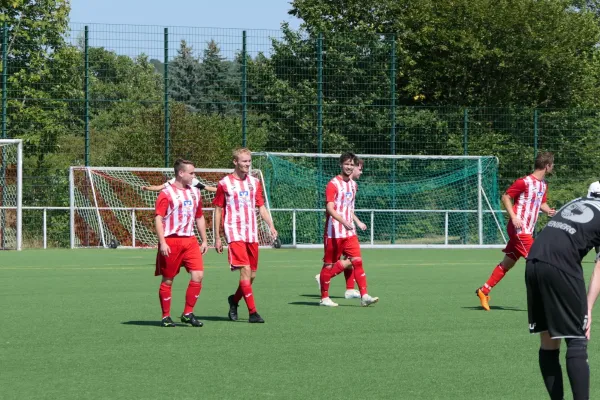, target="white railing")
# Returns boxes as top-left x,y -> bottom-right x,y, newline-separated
3,206 -> 508,249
